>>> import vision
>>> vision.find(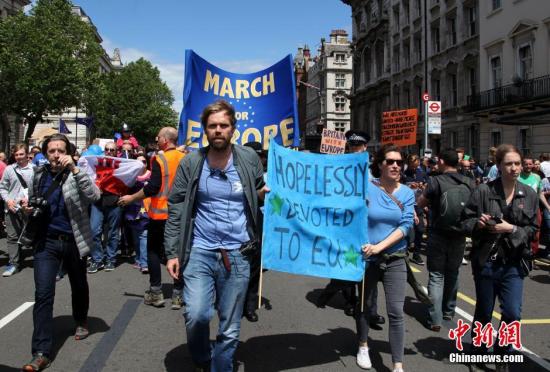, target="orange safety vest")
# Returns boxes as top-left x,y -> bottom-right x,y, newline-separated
148,149 -> 185,220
